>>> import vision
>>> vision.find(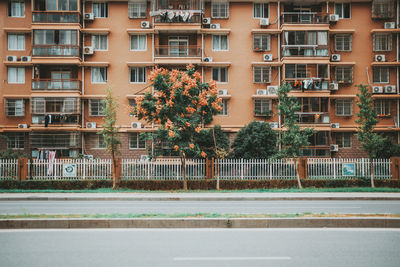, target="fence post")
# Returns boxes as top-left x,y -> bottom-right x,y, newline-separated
390,157 -> 400,180
18,158 -> 28,182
